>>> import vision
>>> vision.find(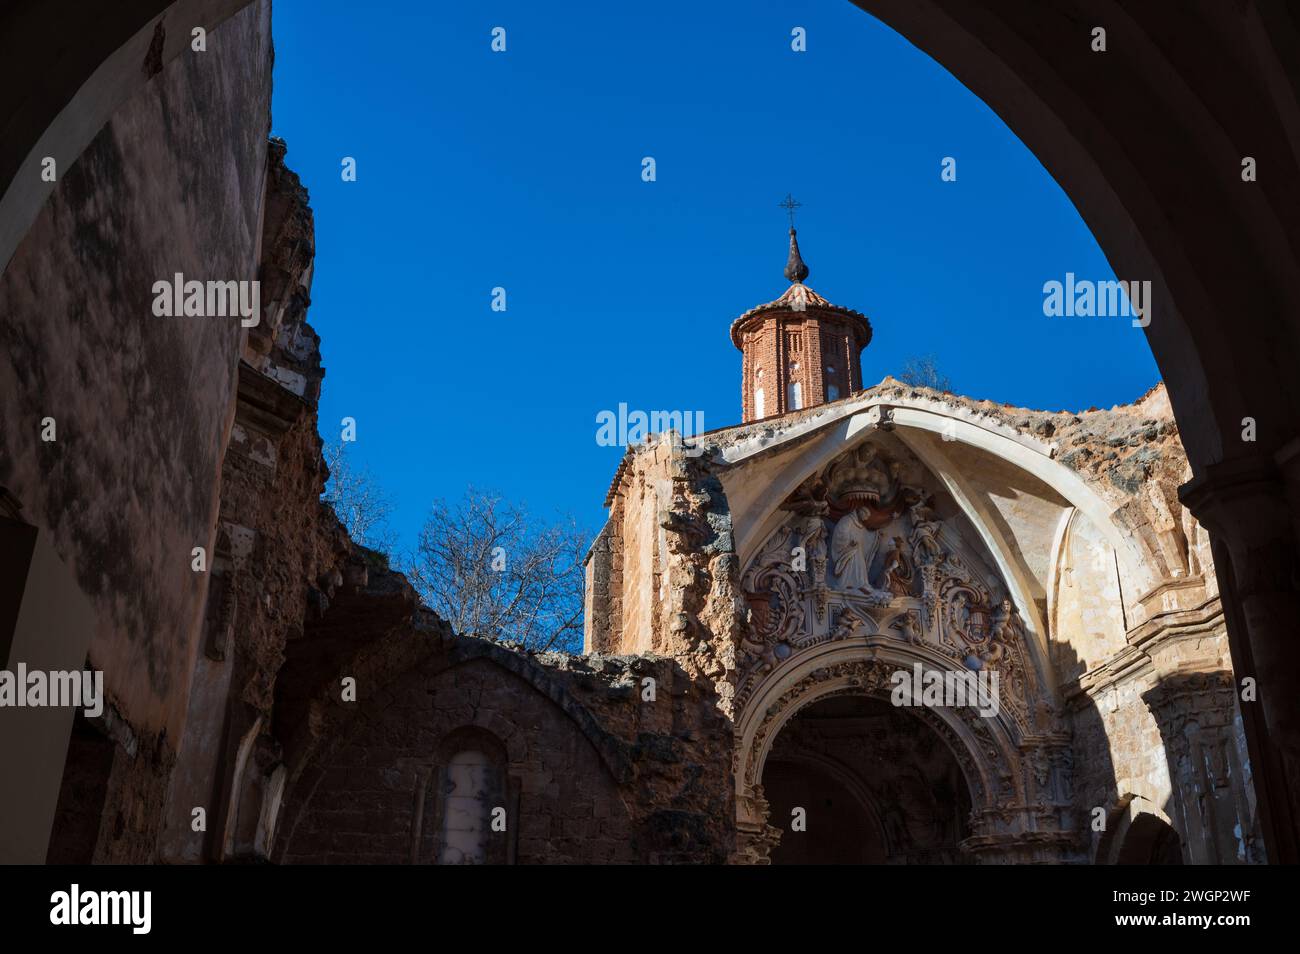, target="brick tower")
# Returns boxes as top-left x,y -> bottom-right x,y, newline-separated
731,225 -> 872,423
